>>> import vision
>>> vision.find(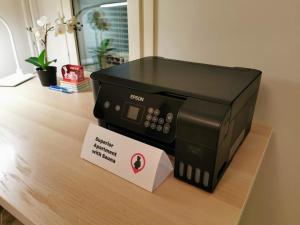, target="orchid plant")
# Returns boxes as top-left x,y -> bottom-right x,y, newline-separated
26,14 -> 82,66
93,39 -> 114,69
